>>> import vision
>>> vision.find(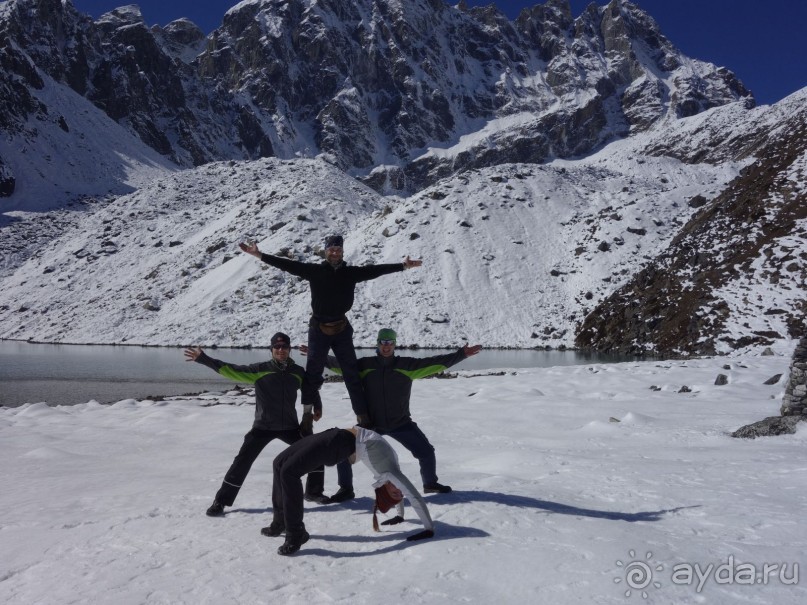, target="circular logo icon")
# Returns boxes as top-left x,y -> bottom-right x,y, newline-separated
614,550 -> 664,598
